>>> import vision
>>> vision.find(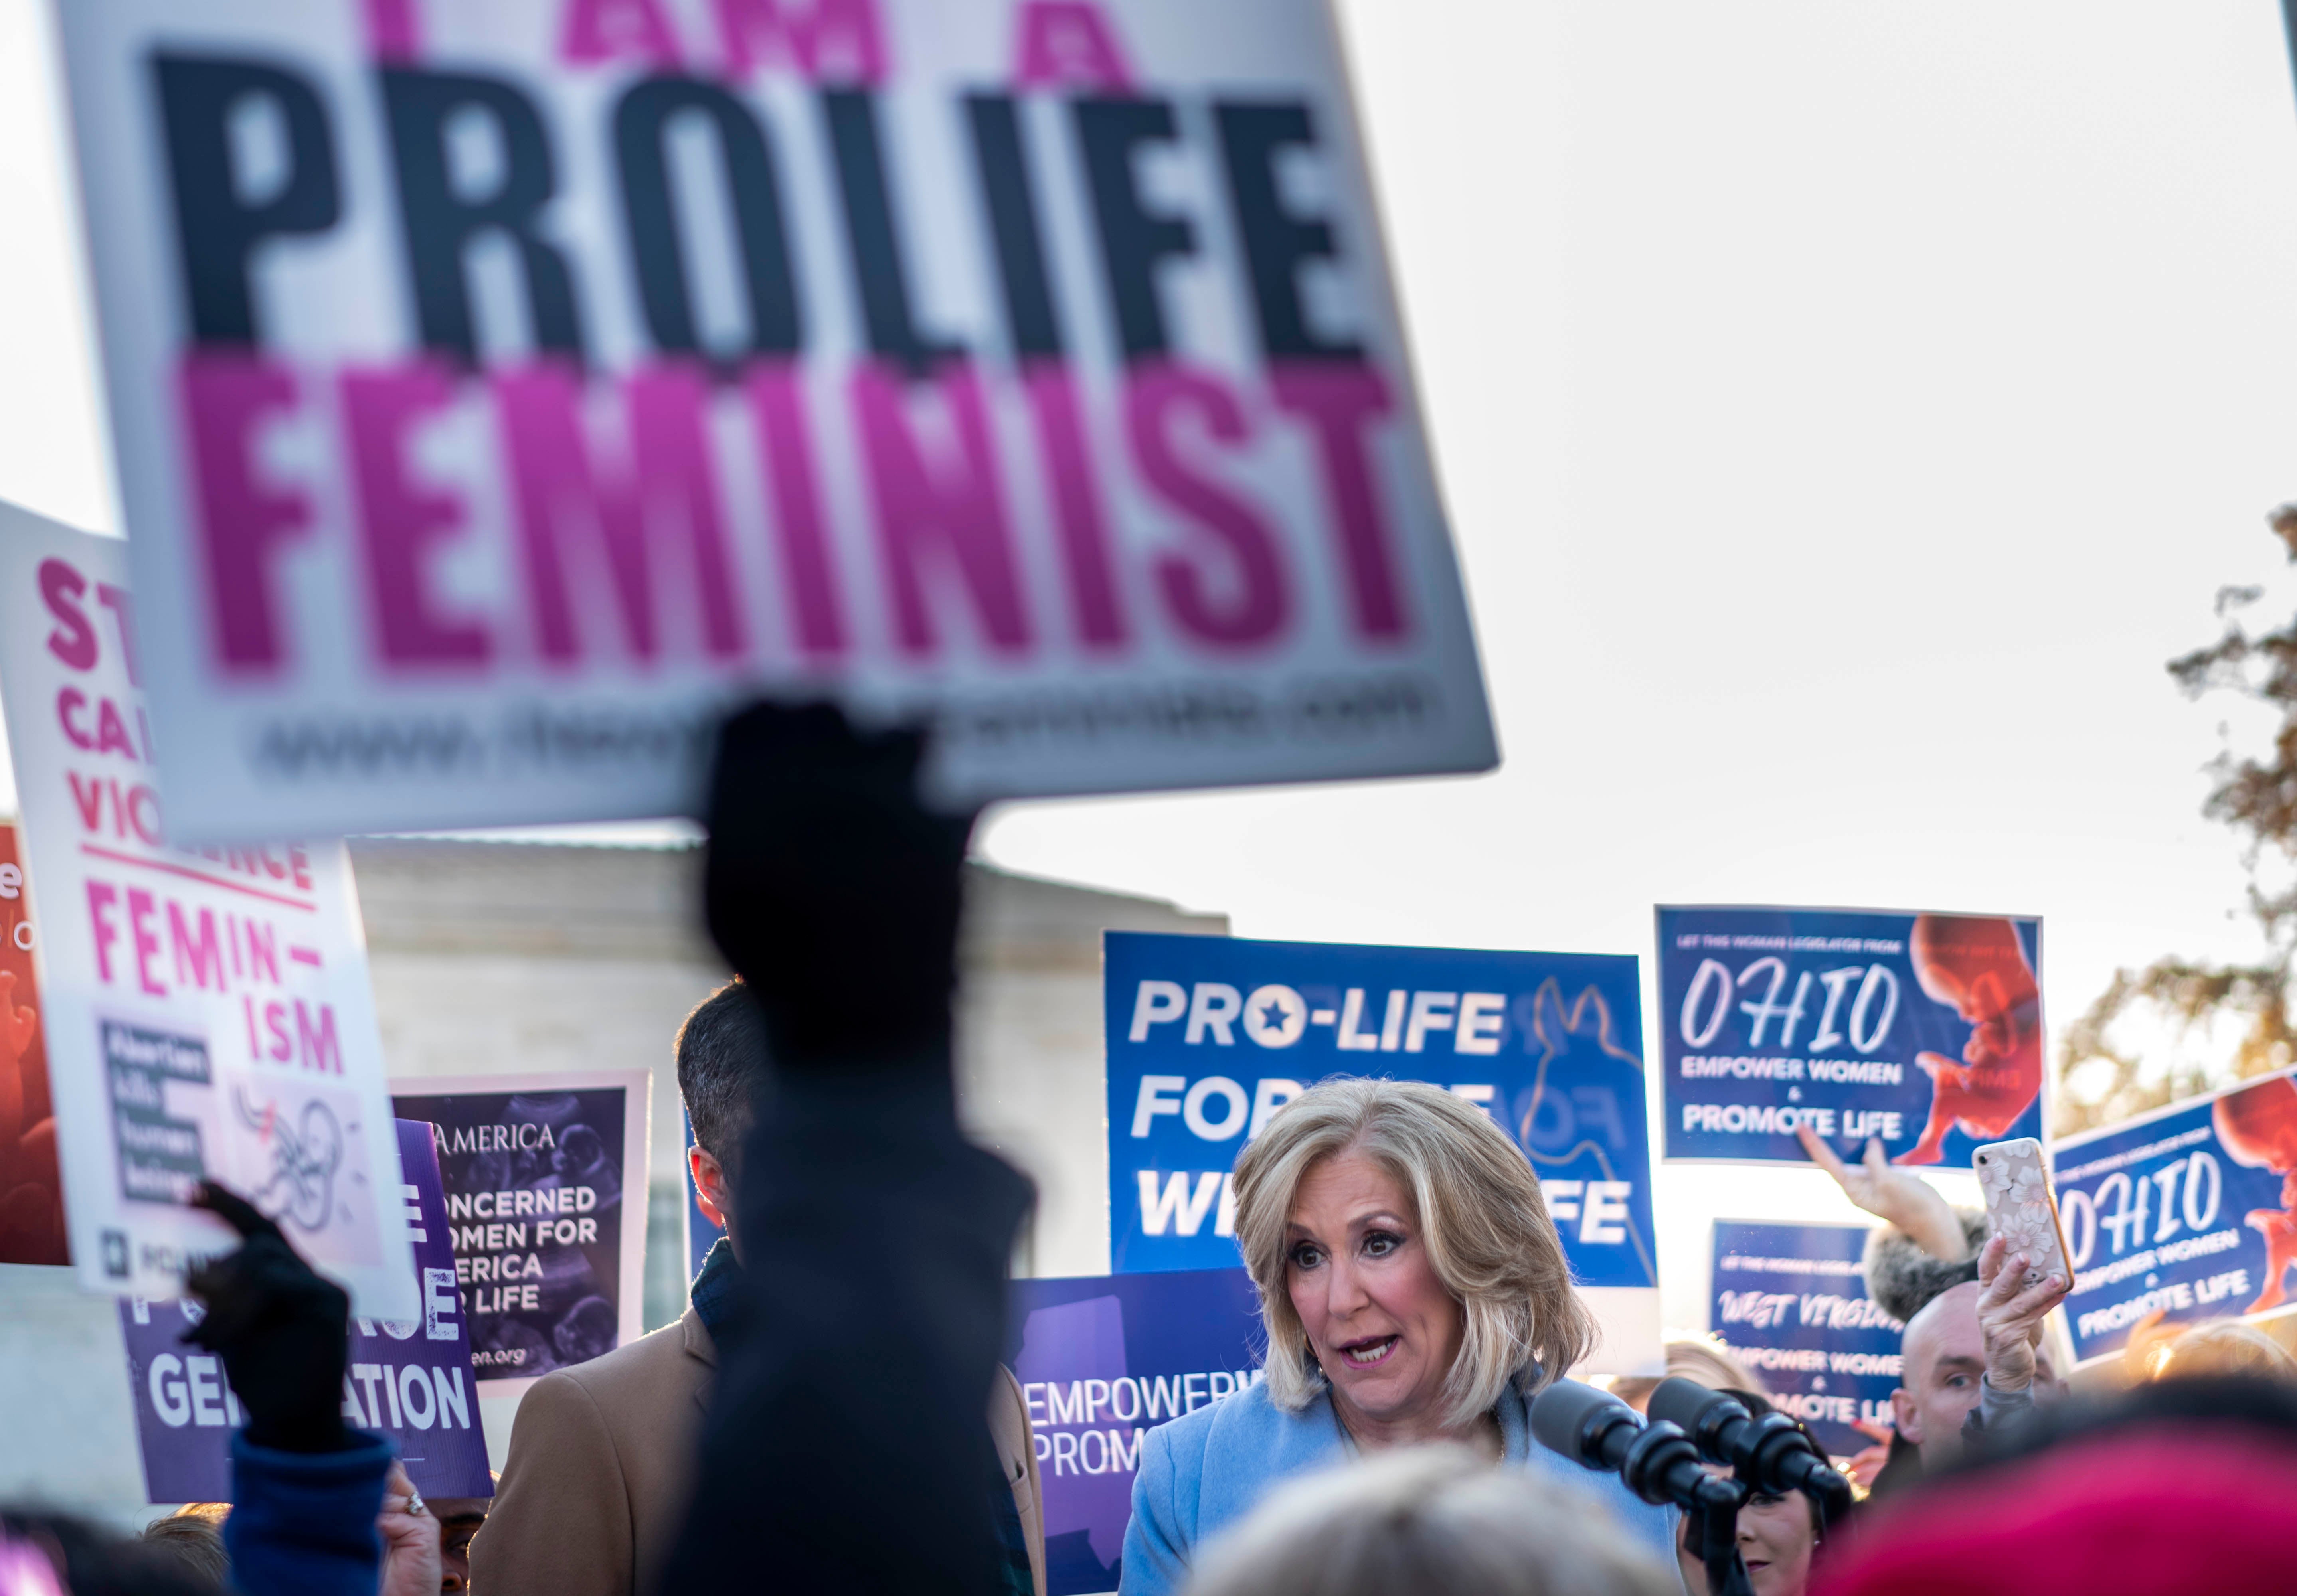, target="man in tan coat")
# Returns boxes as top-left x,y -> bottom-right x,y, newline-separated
472,982 -> 1046,1596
